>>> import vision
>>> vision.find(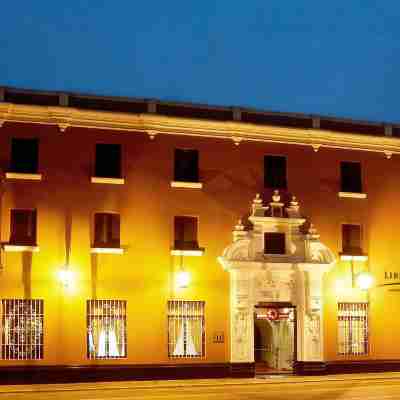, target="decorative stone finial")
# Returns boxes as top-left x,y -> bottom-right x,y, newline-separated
307,223 -> 320,239
290,196 -> 298,207
251,193 -> 263,215
233,219 -> 247,241
272,190 -> 280,203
